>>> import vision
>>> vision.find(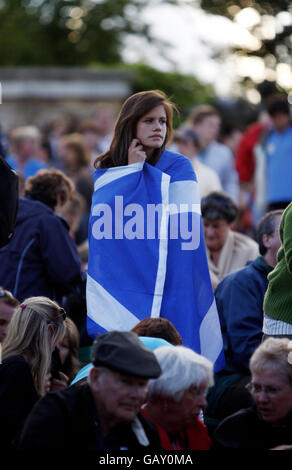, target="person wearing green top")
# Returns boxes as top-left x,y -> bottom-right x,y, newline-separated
263,202 -> 292,337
